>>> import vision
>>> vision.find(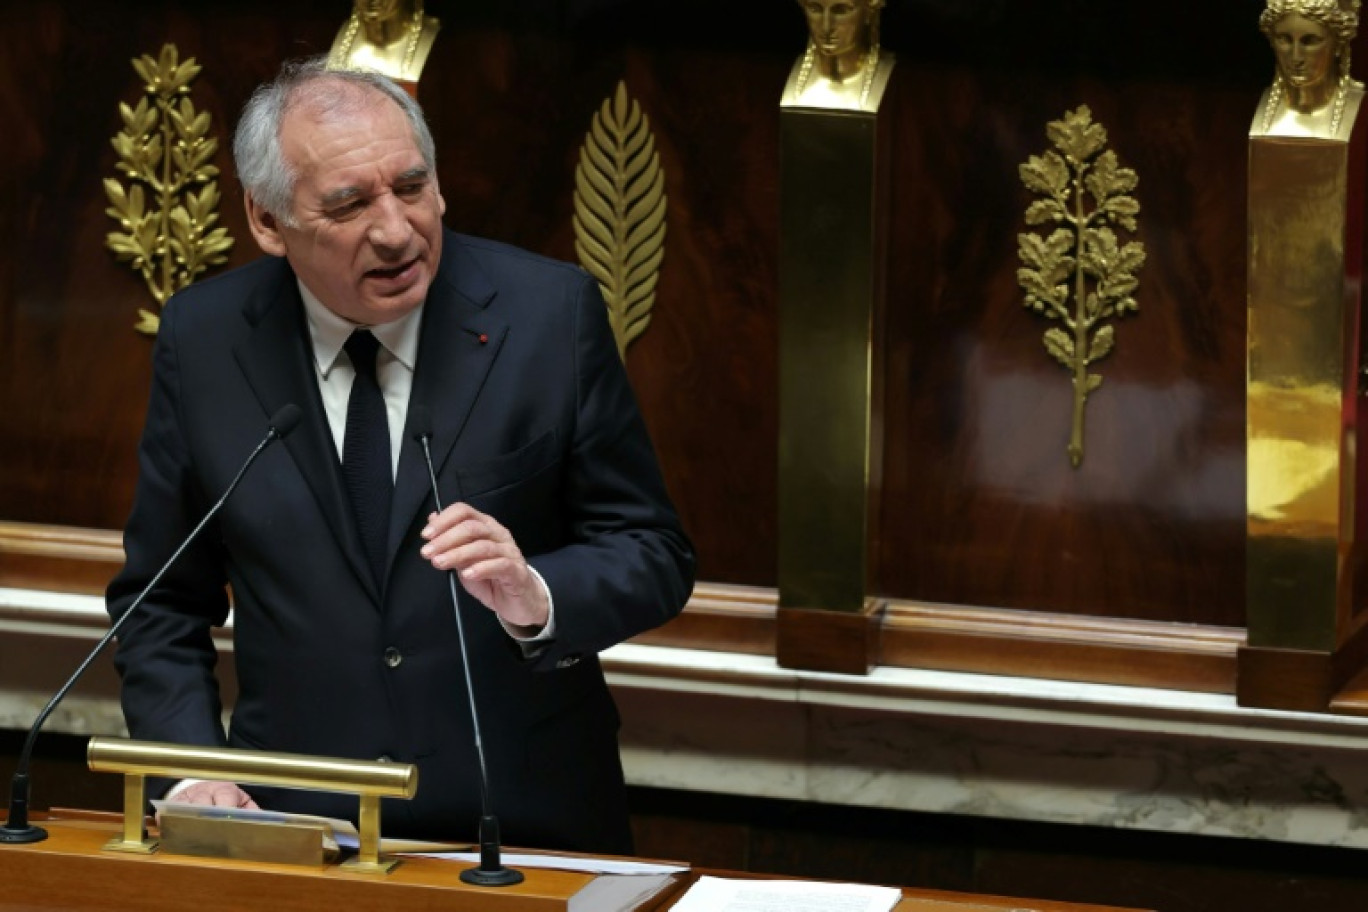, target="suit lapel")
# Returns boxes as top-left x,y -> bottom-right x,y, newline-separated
387,239 -> 506,568
233,263 -> 381,603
